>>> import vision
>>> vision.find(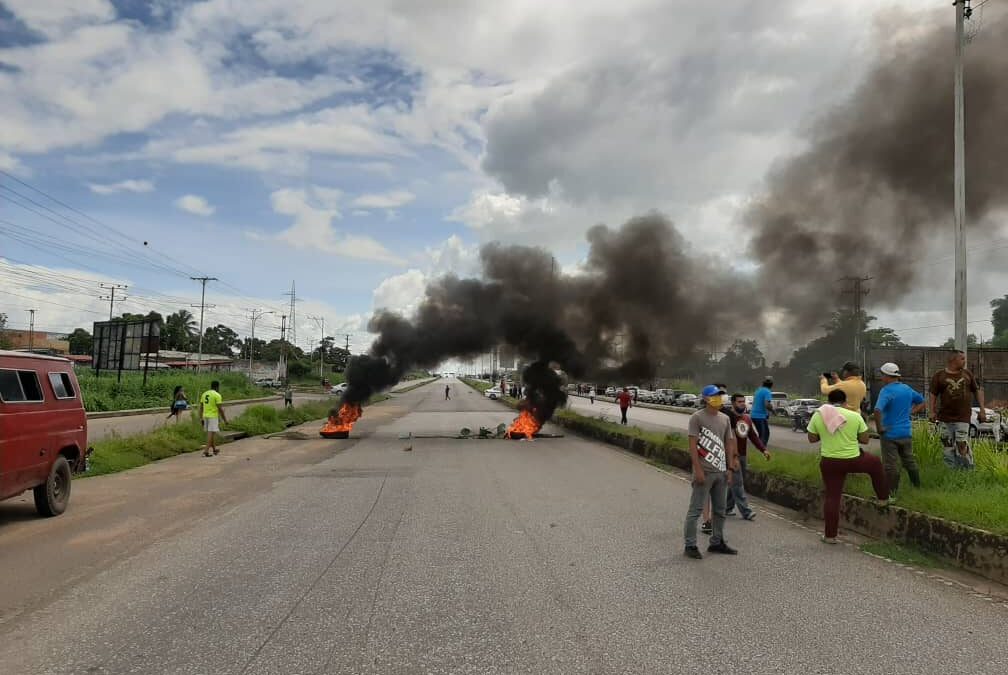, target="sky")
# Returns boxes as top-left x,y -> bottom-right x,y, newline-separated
1,0 -> 1003,358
